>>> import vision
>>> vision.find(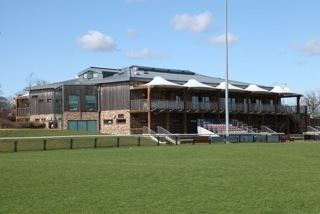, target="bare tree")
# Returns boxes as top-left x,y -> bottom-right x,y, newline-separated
304,90 -> 320,118
18,73 -> 49,95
